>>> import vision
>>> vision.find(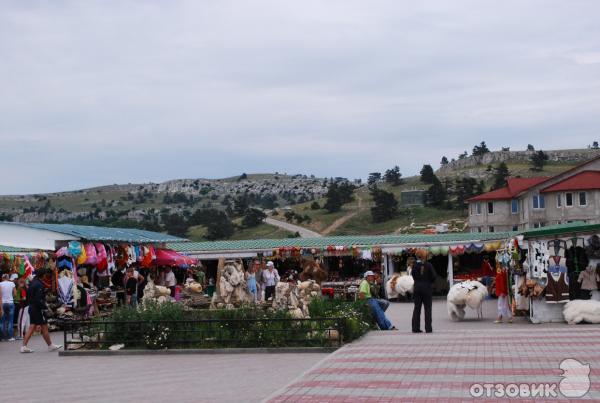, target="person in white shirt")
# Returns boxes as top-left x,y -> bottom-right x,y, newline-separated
163,267 -> 177,297
1,273 -> 17,341
262,261 -> 280,301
